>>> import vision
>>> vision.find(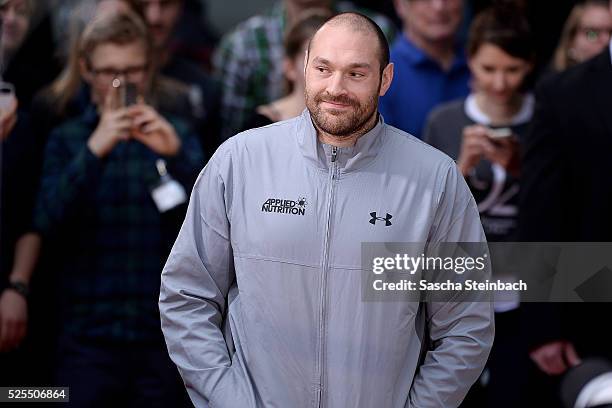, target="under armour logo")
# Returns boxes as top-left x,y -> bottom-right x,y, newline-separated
370,212 -> 393,226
